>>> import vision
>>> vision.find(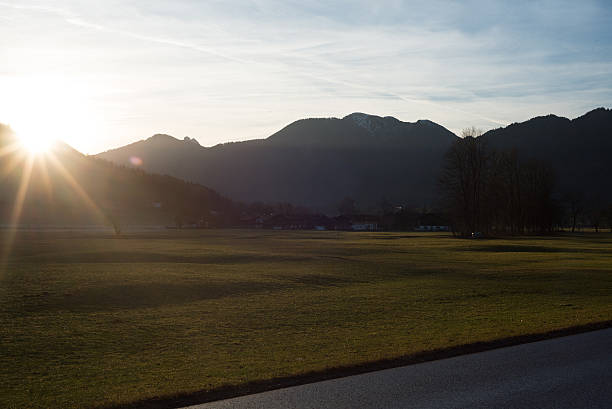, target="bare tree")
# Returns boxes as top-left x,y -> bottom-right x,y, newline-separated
439,128 -> 489,236
439,129 -> 558,236
564,192 -> 584,233
104,210 -> 122,235
586,197 -> 604,232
